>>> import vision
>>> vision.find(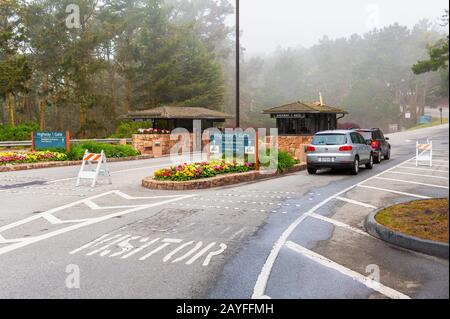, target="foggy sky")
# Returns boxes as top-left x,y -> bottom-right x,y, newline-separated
239,0 -> 449,54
